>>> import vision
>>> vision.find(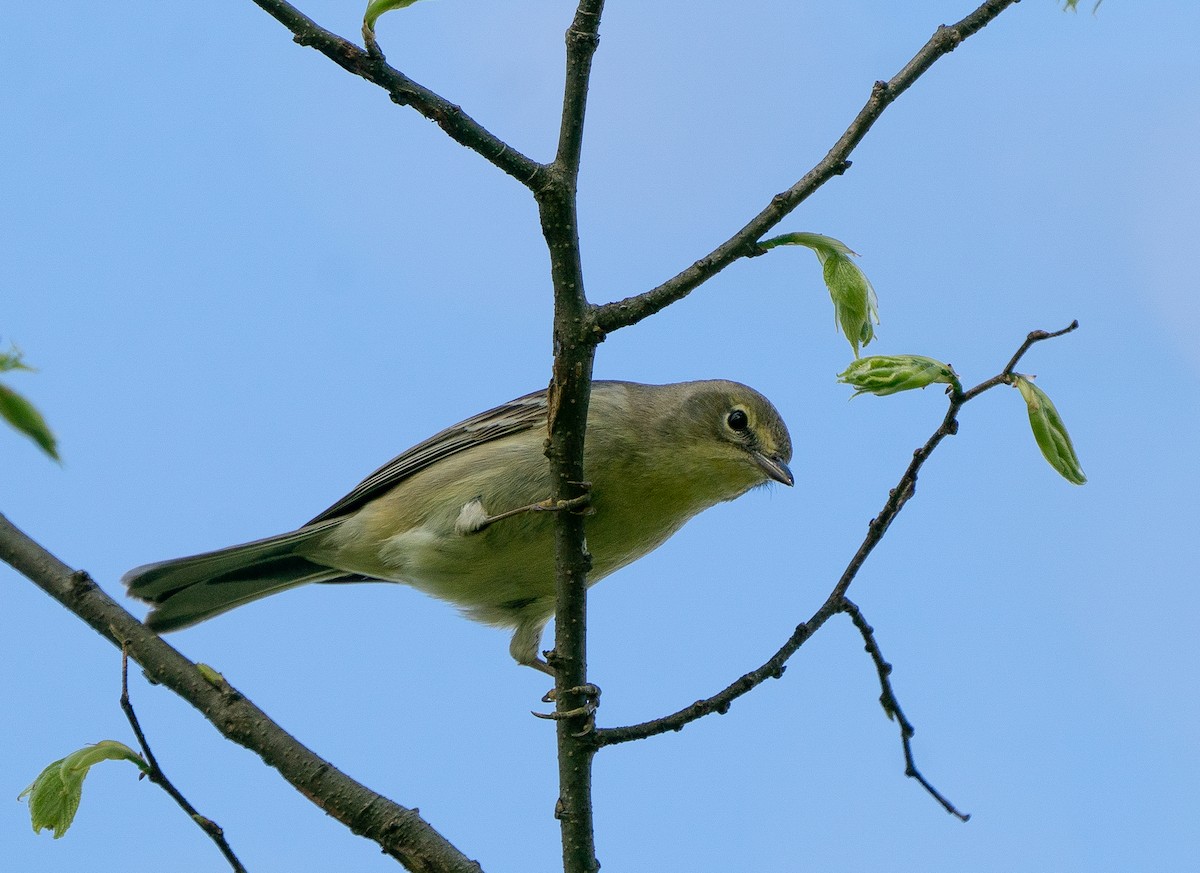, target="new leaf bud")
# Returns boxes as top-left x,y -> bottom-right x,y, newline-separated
838,355 -> 958,397
1013,375 -> 1087,485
